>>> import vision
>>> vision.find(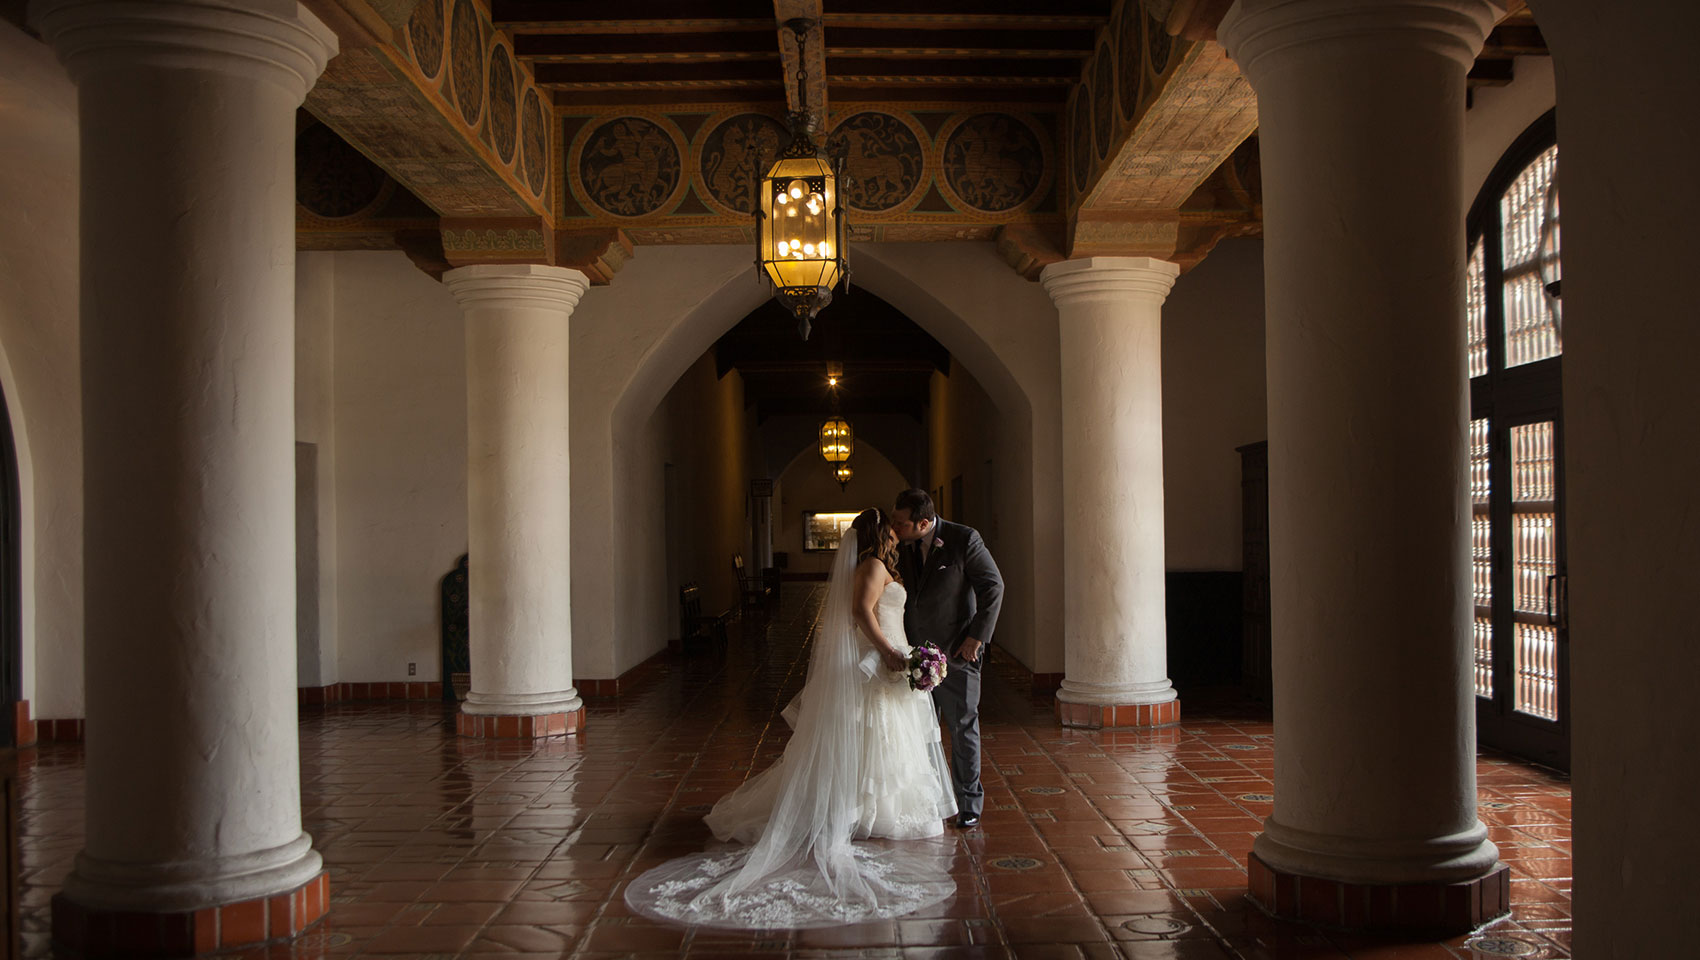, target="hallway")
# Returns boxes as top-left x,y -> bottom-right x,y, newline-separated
19,586 -> 1570,958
